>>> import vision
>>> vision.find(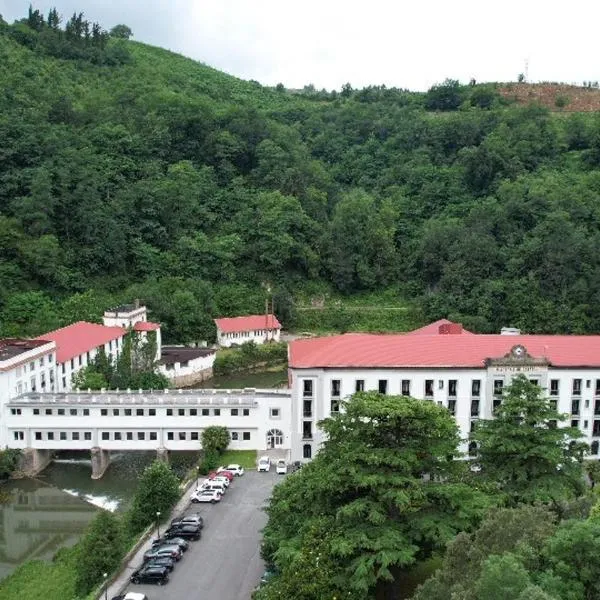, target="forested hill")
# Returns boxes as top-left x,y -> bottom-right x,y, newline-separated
3,9 -> 600,342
